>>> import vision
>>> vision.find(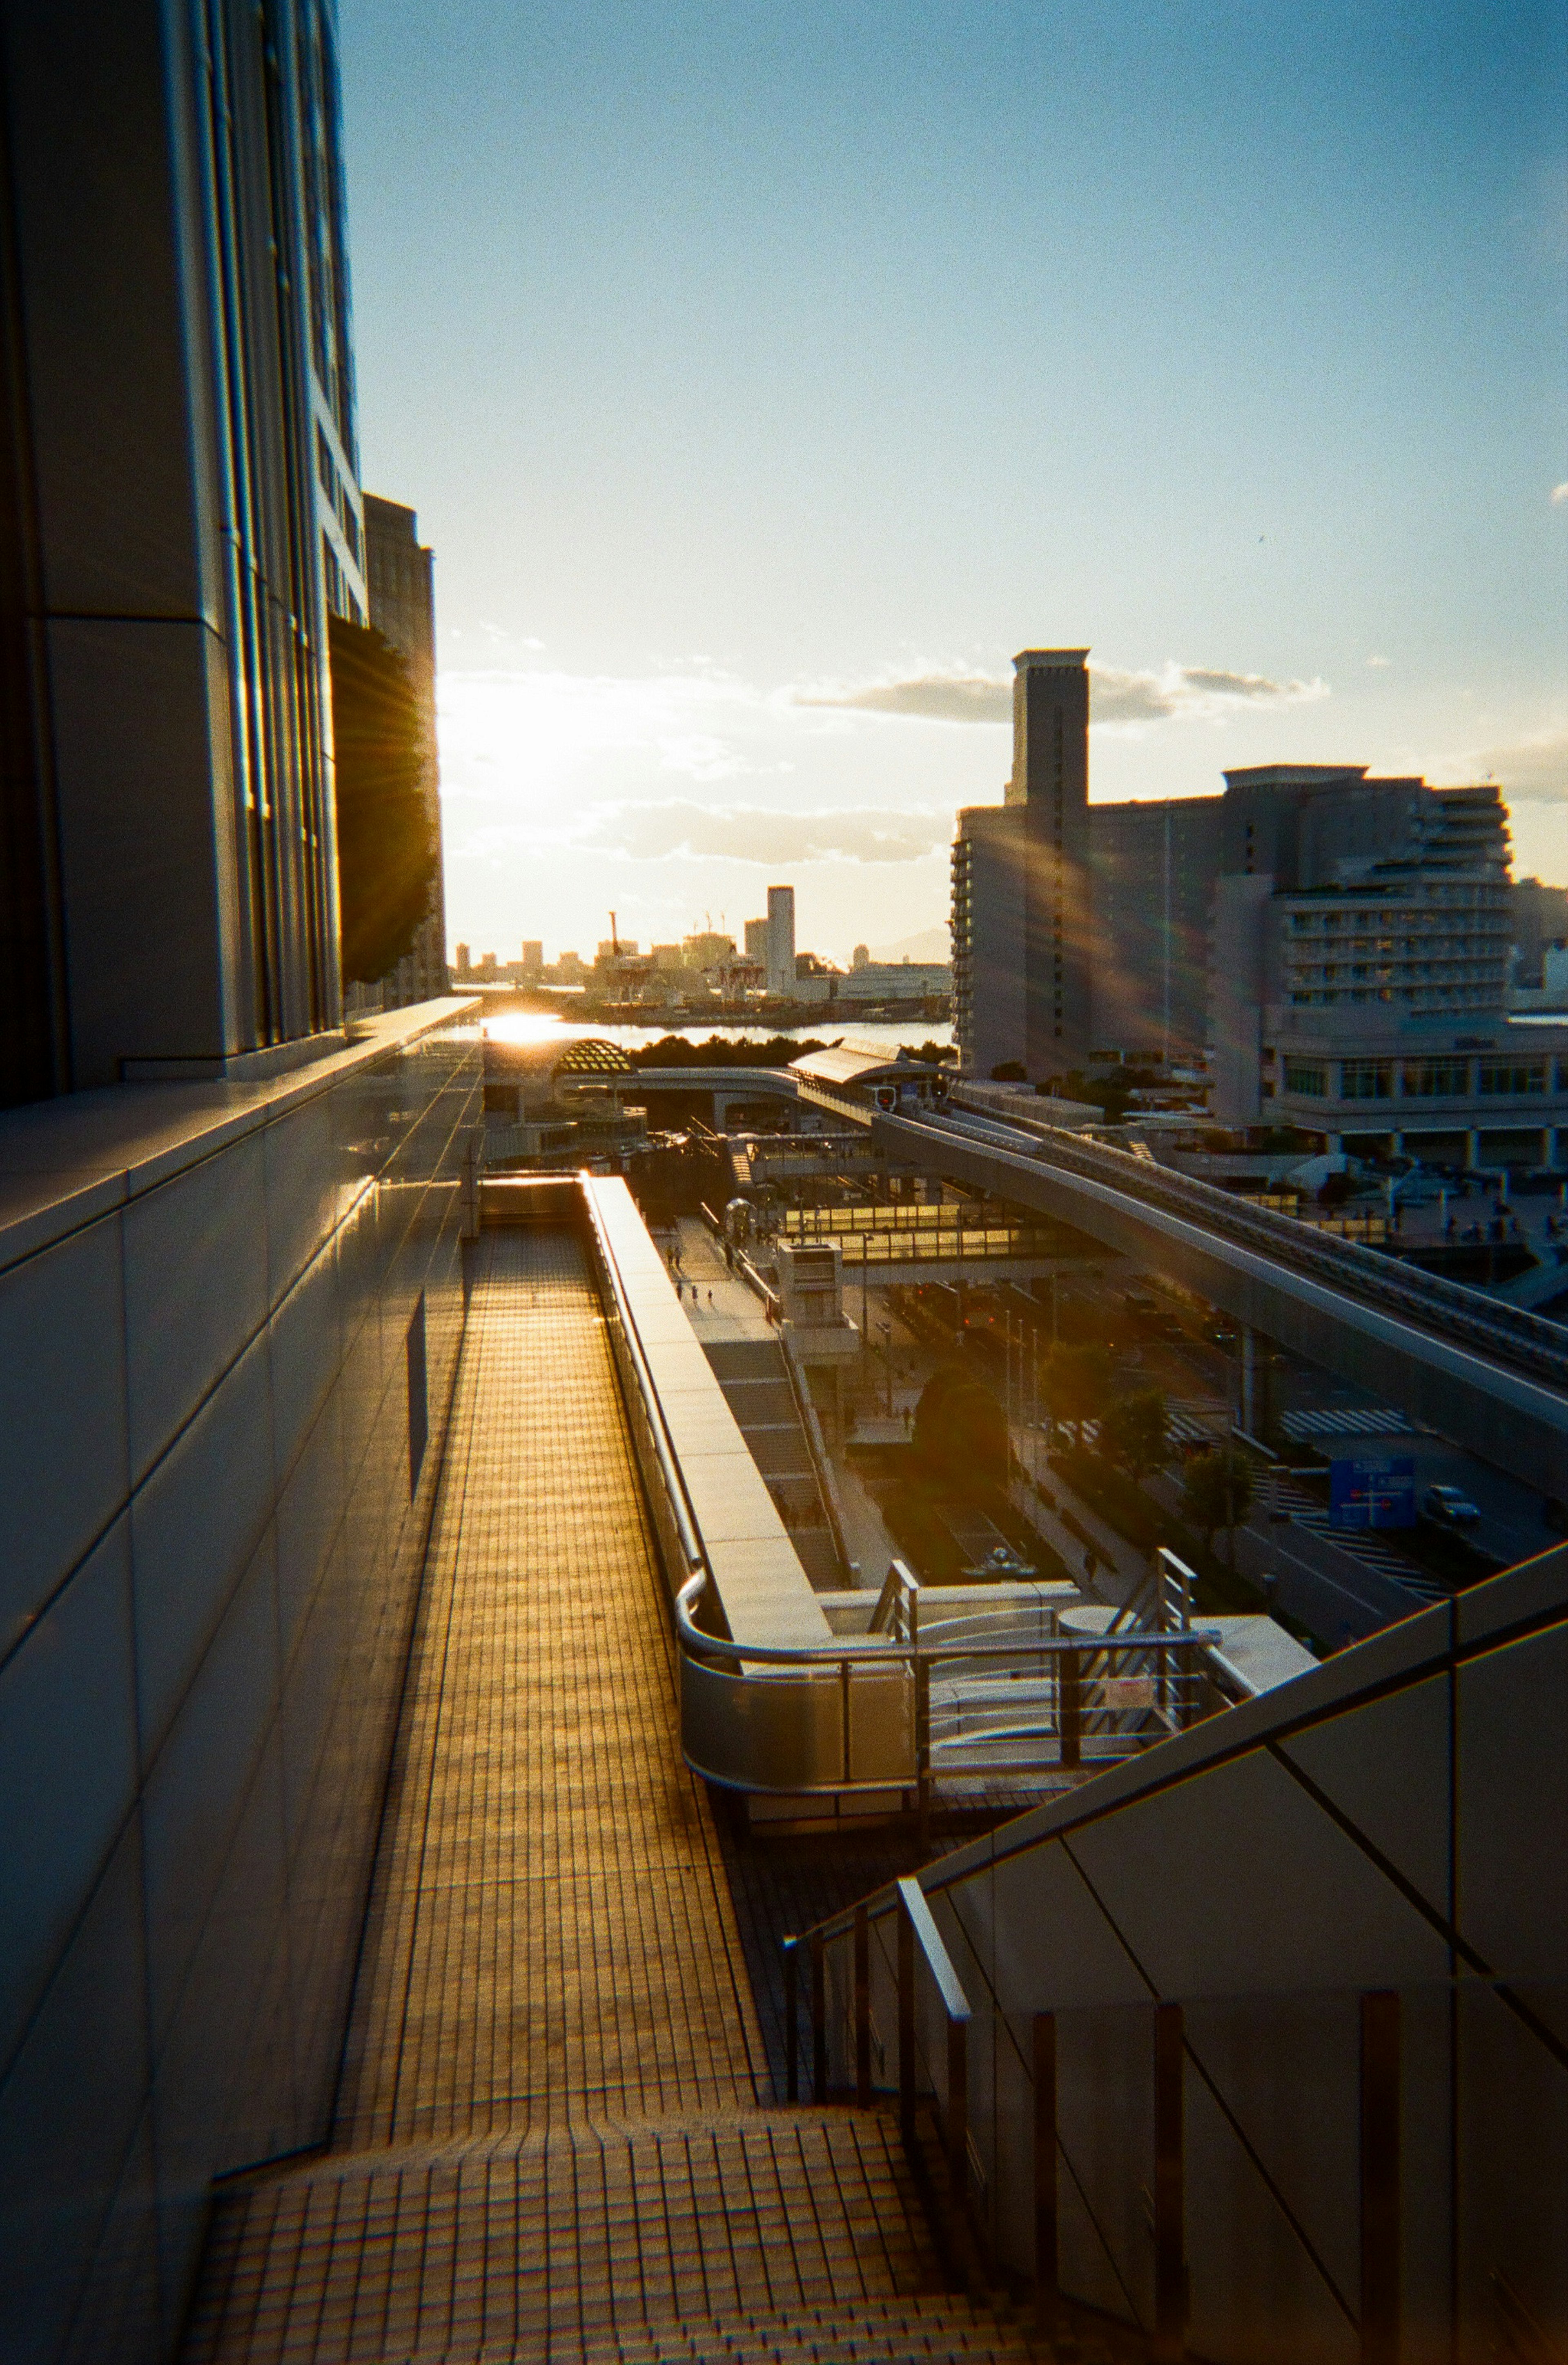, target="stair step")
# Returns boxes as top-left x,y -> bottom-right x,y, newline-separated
183,2111 -> 949,2364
